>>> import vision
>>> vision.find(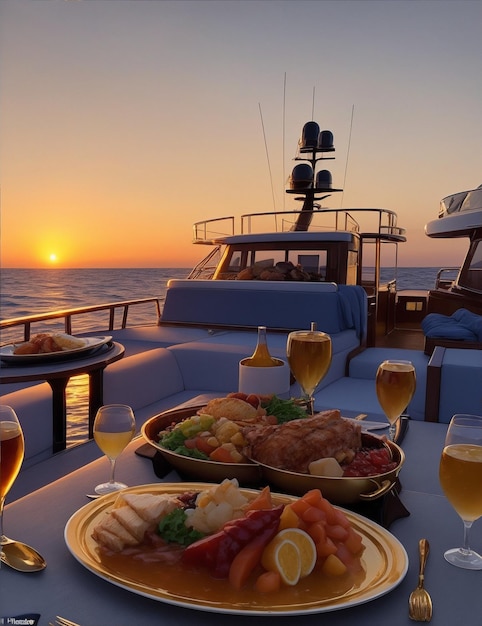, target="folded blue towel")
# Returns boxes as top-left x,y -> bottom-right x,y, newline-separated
421,308 -> 482,342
